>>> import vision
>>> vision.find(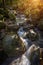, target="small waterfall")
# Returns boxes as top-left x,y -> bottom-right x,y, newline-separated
18,27 -> 32,50
16,14 -> 27,25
